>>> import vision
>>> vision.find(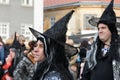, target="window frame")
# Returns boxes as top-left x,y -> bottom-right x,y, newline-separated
50,16 -> 55,27
21,0 -> 33,7
0,22 -> 9,40
21,23 -> 33,40
0,0 -> 10,5
83,14 -> 97,30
